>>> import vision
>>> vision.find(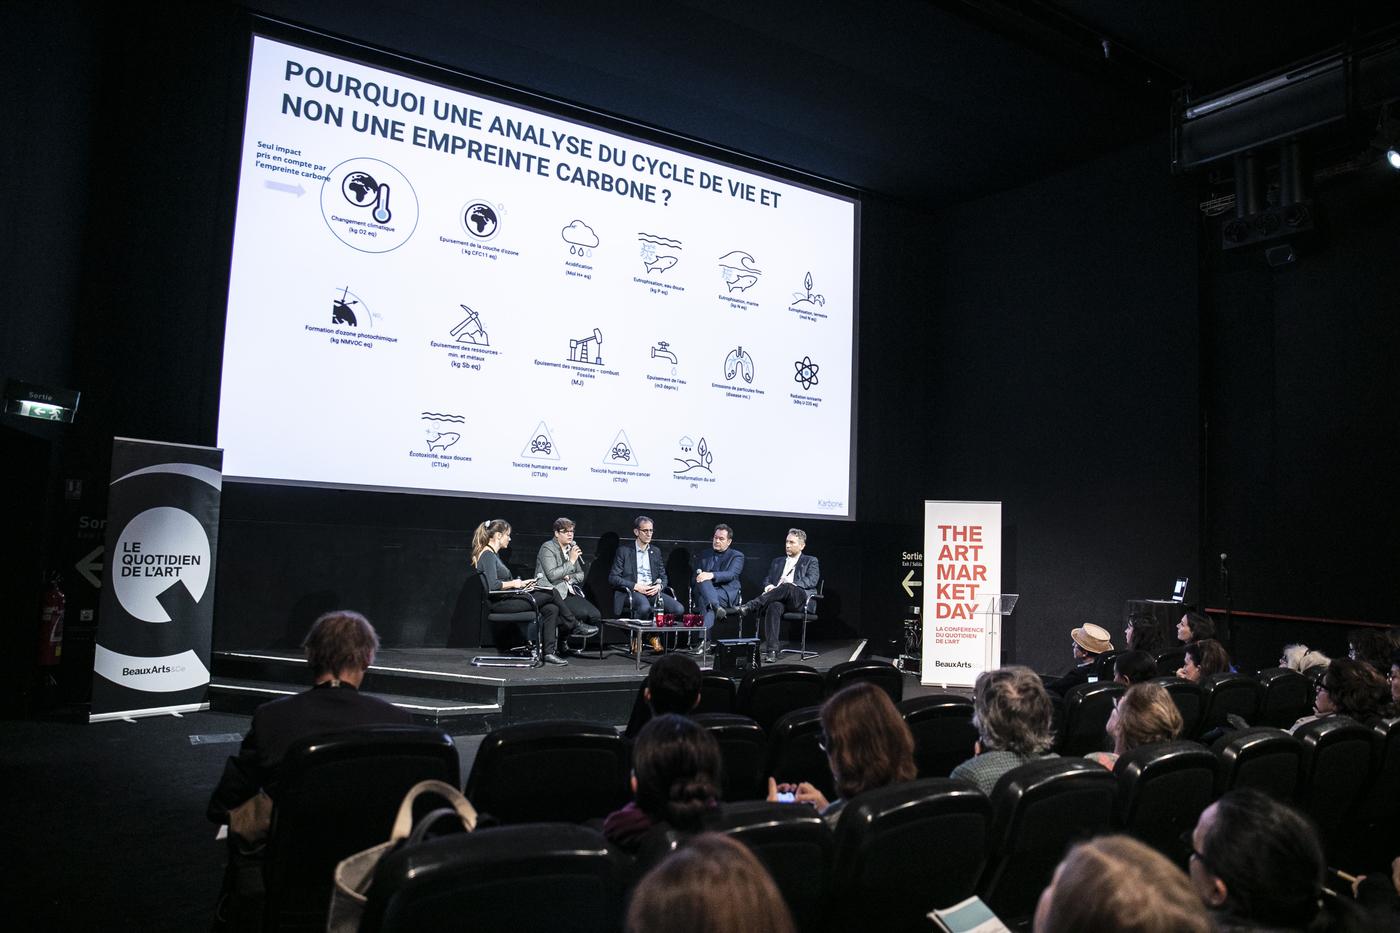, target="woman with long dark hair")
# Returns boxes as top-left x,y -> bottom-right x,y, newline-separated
471,519 -> 571,665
